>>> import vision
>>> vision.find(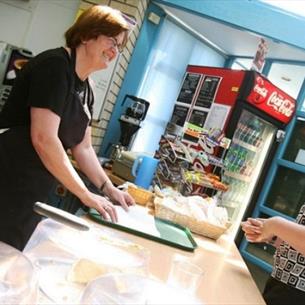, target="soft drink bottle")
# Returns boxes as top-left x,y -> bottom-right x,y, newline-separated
236,147 -> 247,173
234,123 -> 242,140
248,128 -> 257,145
240,126 -> 250,142
237,123 -> 246,141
